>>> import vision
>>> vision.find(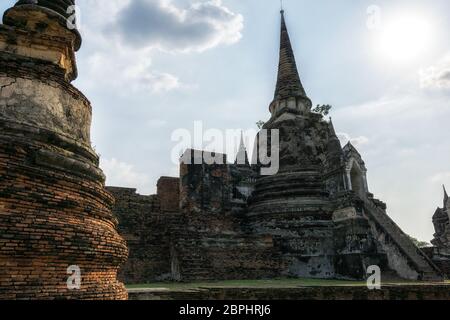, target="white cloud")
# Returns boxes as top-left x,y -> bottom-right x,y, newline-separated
430,172 -> 450,184
337,132 -> 370,148
100,158 -> 152,194
419,53 -> 450,90
112,0 -> 244,53
137,71 -> 181,93
75,0 -> 242,94
80,41 -> 181,94
76,0 -> 131,33
122,56 -> 181,93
